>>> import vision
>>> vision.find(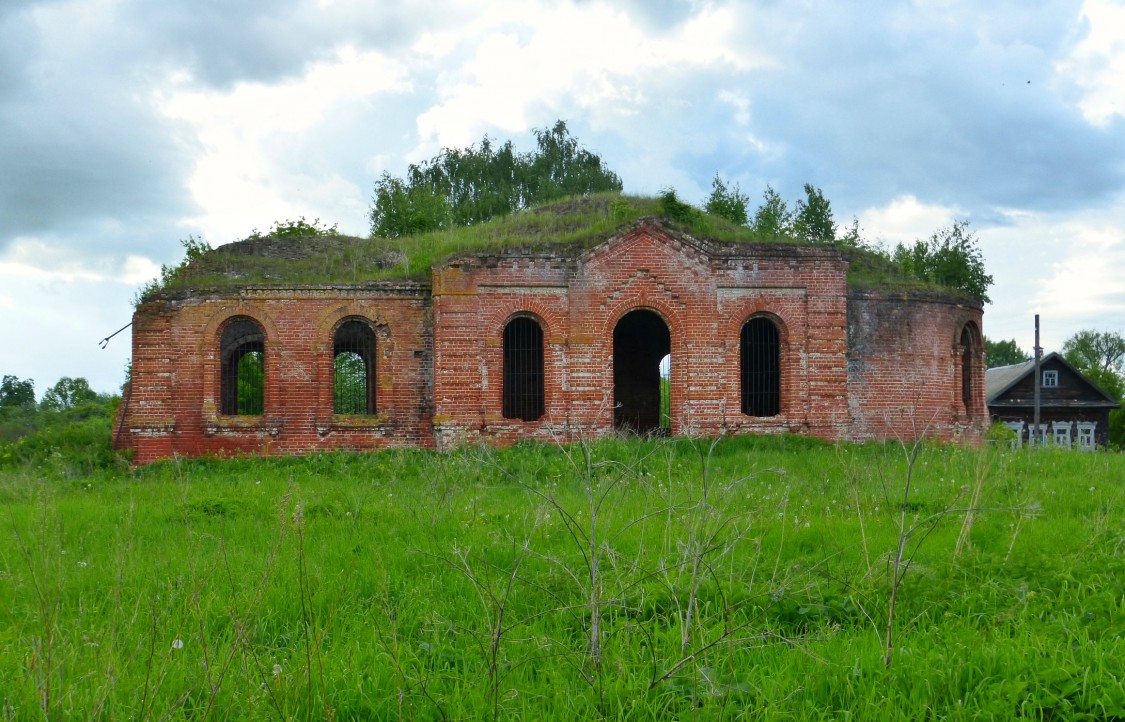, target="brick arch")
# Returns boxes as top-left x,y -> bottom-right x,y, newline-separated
599,296 -> 685,349
724,307 -> 793,350
480,303 -> 564,426
601,301 -> 682,434
199,304 -> 280,353
956,319 -> 984,415
315,304 -> 395,352
723,304 -> 801,422
482,299 -> 563,341
315,306 -> 397,416
200,307 -> 280,416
